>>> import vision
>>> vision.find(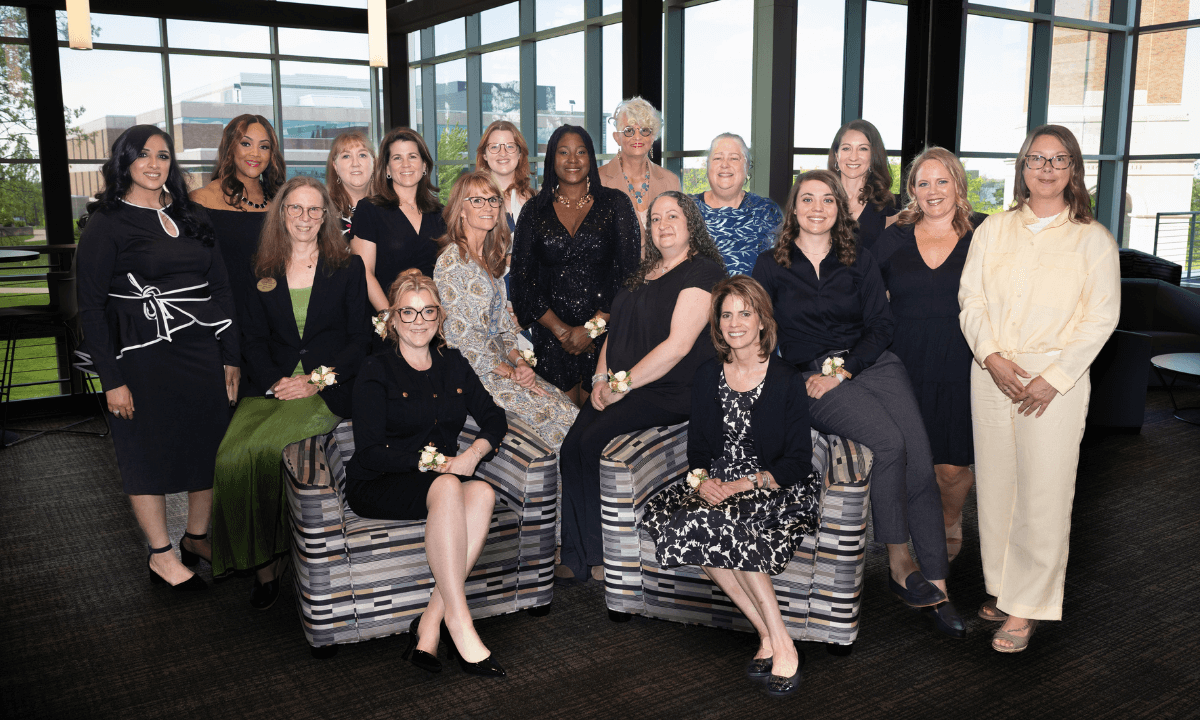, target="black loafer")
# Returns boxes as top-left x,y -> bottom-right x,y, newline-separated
923,600 -> 967,639
746,657 -> 773,679
888,571 -> 947,608
764,650 -> 804,698
249,578 -> 280,610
